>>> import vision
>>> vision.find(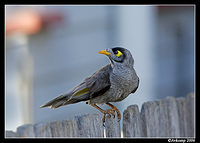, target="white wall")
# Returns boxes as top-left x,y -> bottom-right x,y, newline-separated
6,33 -> 34,131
